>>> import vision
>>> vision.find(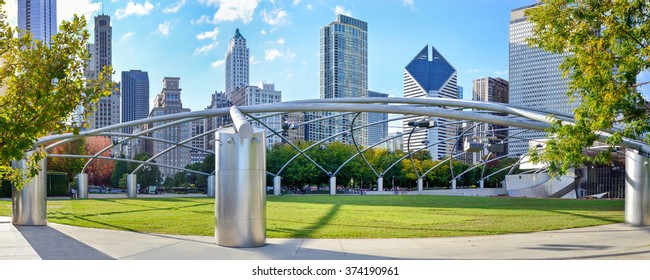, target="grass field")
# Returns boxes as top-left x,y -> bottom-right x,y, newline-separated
0,195 -> 625,238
